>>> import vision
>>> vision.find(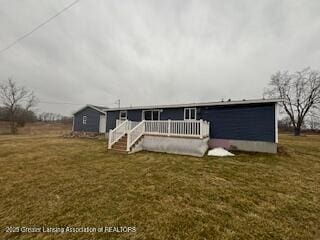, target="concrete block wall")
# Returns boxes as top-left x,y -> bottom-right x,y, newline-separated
134,135 -> 209,157
208,138 -> 277,154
